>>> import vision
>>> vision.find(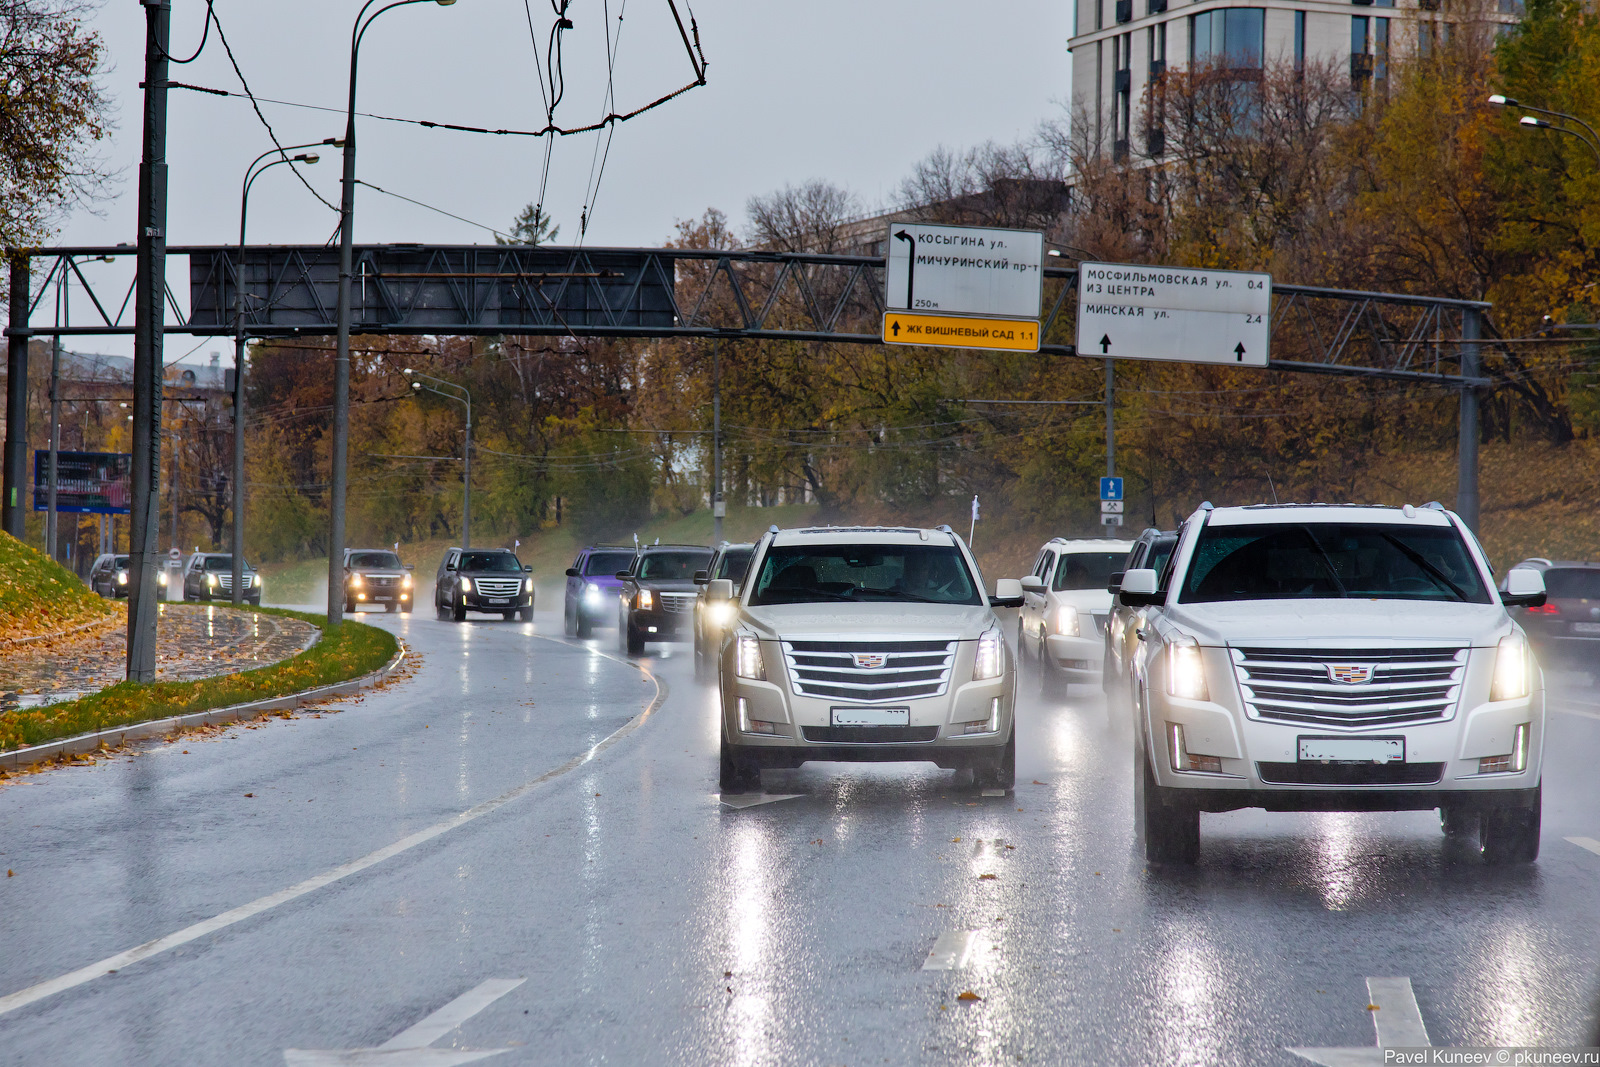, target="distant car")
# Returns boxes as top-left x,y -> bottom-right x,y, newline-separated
1017,537 -> 1134,692
434,547 -> 533,622
88,553 -> 131,598
618,543 -> 714,655
181,552 -> 261,605
563,545 -> 636,638
1104,528 -> 1179,707
693,542 -> 755,681
342,548 -> 414,614
1505,558 -> 1600,668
